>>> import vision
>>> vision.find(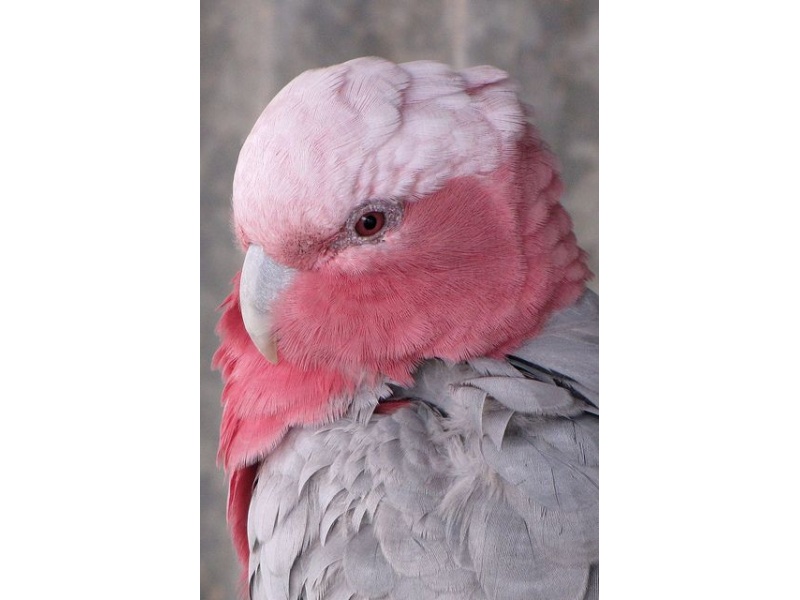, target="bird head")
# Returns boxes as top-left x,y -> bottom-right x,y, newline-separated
214,57 -> 589,469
